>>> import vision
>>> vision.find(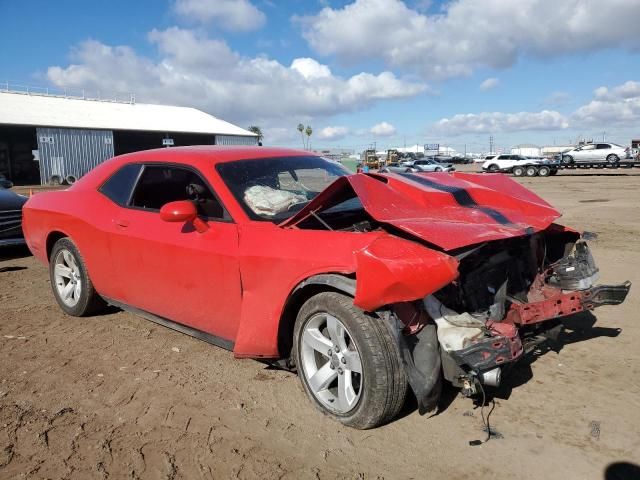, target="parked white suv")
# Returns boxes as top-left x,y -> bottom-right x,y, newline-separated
561,143 -> 630,163
482,154 -> 543,172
